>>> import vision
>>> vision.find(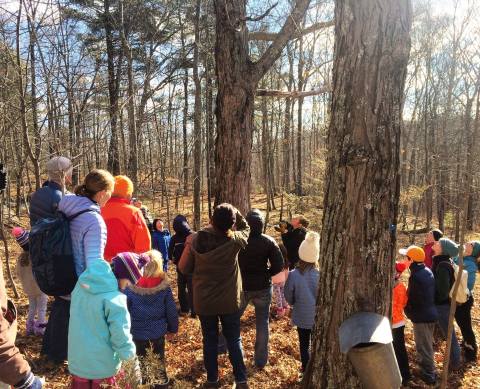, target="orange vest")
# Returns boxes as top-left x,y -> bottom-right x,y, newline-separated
392,282 -> 408,328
